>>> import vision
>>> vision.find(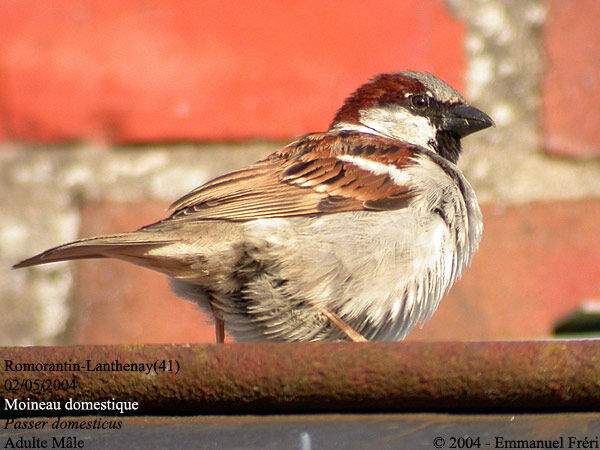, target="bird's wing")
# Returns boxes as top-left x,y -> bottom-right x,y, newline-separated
168,132 -> 421,221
